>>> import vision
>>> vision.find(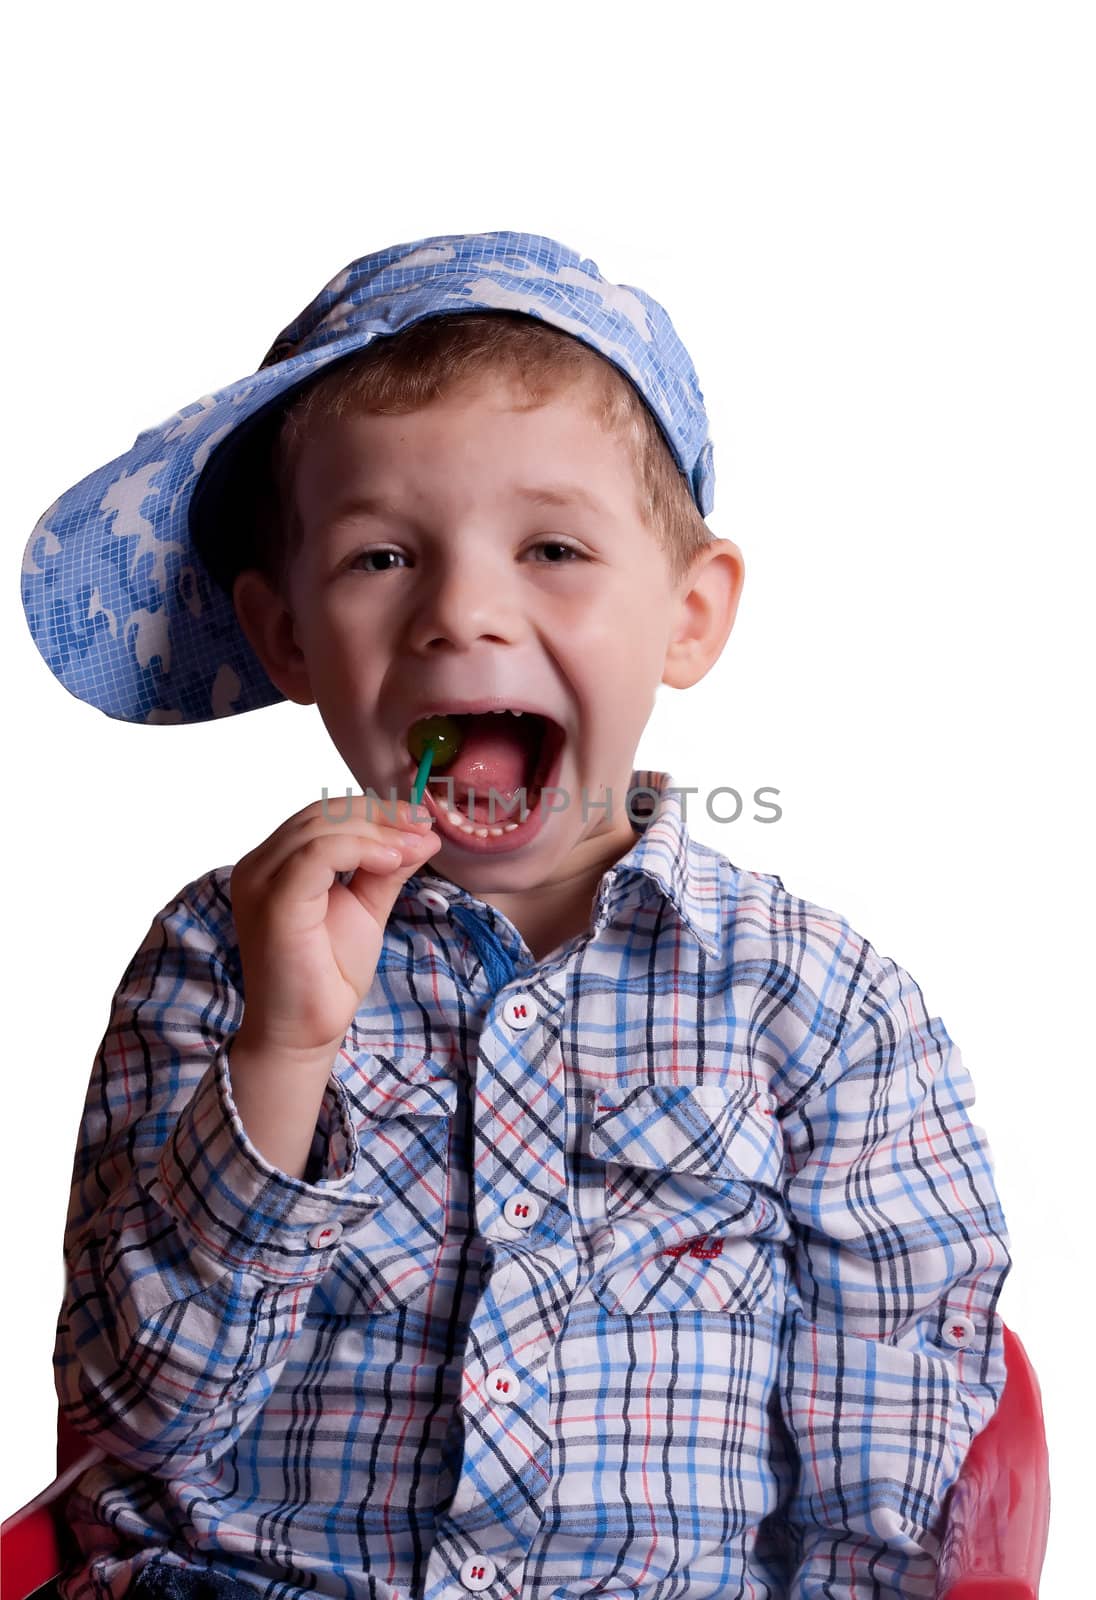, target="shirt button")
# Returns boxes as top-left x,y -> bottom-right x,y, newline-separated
307,1221 -> 343,1249
459,1554 -> 497,1591
416,886 -> 451,914
502,1193 -> 541,1230
943,1314 -> 976,1349
485,1366 -> 522,1404
502,992 -> 538,1030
